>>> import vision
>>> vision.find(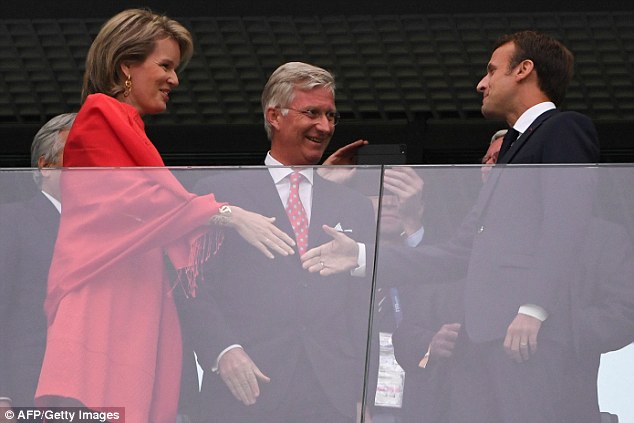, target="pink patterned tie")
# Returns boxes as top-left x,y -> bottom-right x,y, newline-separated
285,171 -> 309,255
